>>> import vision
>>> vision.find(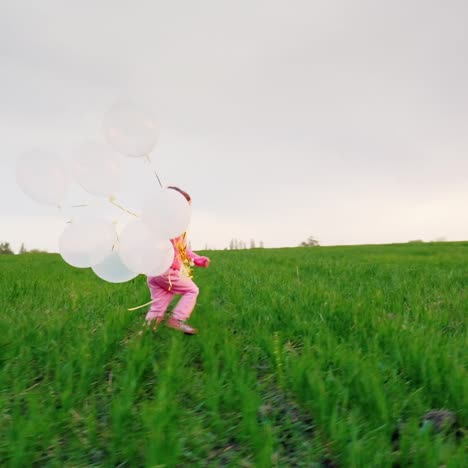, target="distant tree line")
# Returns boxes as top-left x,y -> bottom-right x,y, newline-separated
226,239 -> 264,250
221,235 -> 322,250
0,242 -> 47,255
299,236 -> 320,247
2,236 -> 450,256
408,237 -> 447,244
0,242 -> 14,255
